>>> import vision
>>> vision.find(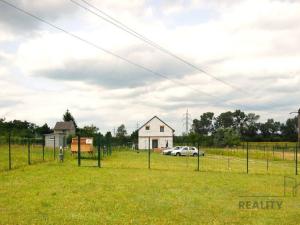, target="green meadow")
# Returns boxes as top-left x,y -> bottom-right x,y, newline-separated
0,146 -> 300,225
